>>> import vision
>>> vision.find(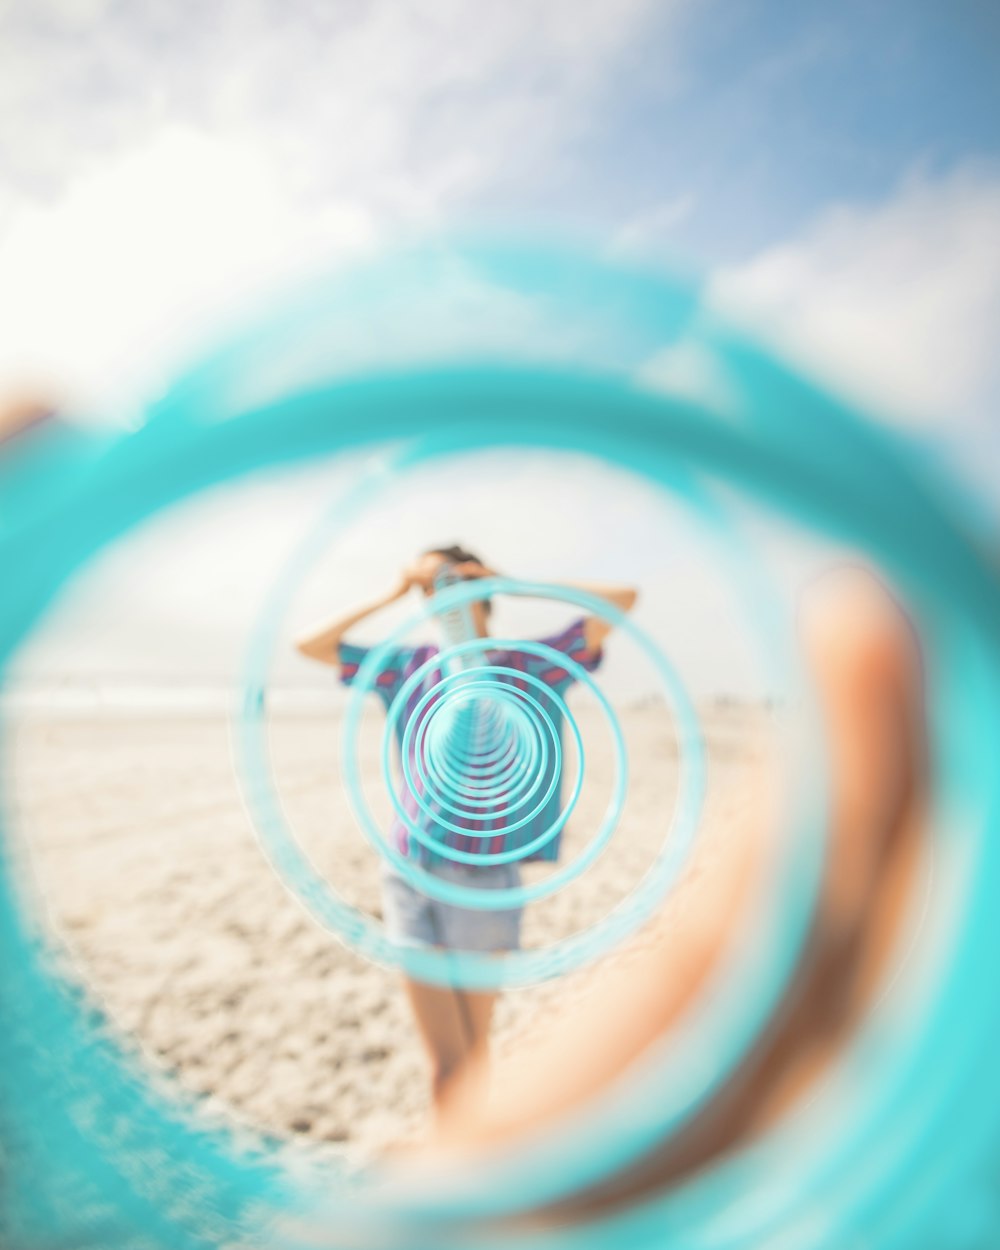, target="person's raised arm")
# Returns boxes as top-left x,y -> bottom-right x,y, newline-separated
569,581 -> 638,651
450,562 -> 638,653
293,575 -> 410,668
